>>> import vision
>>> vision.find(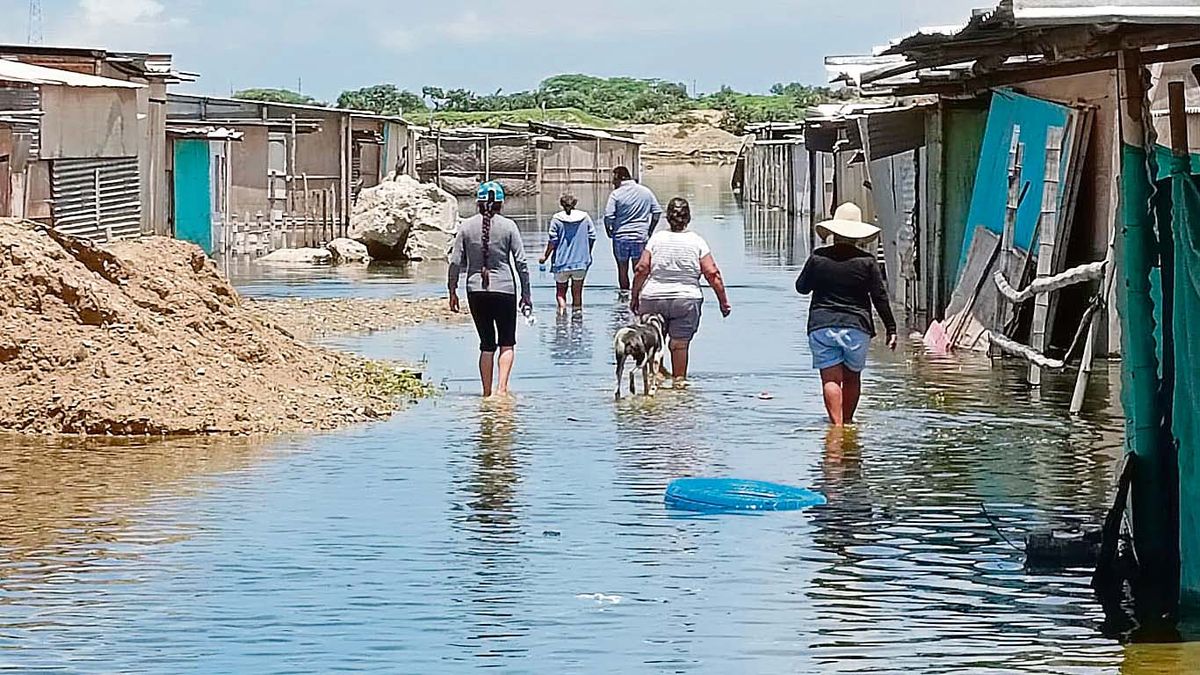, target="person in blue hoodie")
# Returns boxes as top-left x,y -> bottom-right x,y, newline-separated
539,194 -> 597,314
